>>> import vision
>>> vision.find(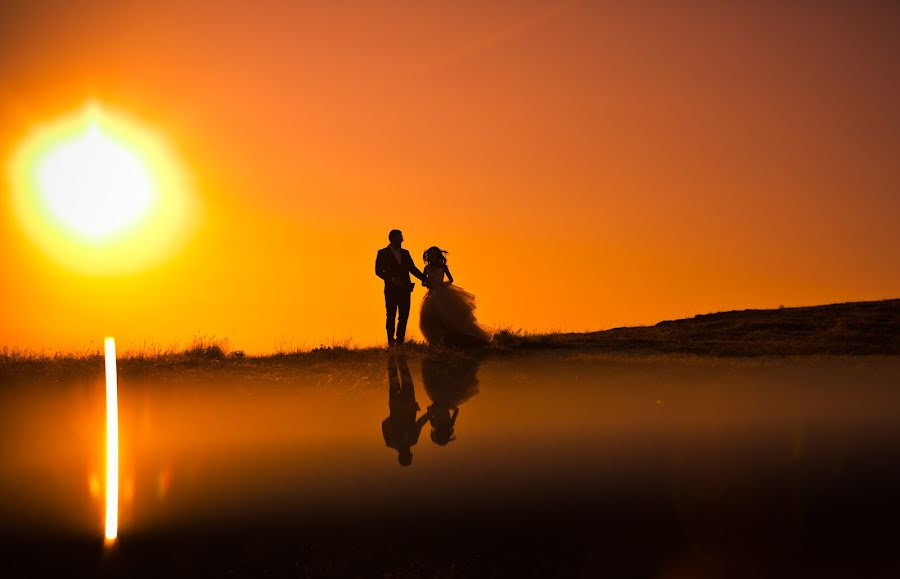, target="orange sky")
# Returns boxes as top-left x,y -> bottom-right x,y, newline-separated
2,0 -> 898,353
